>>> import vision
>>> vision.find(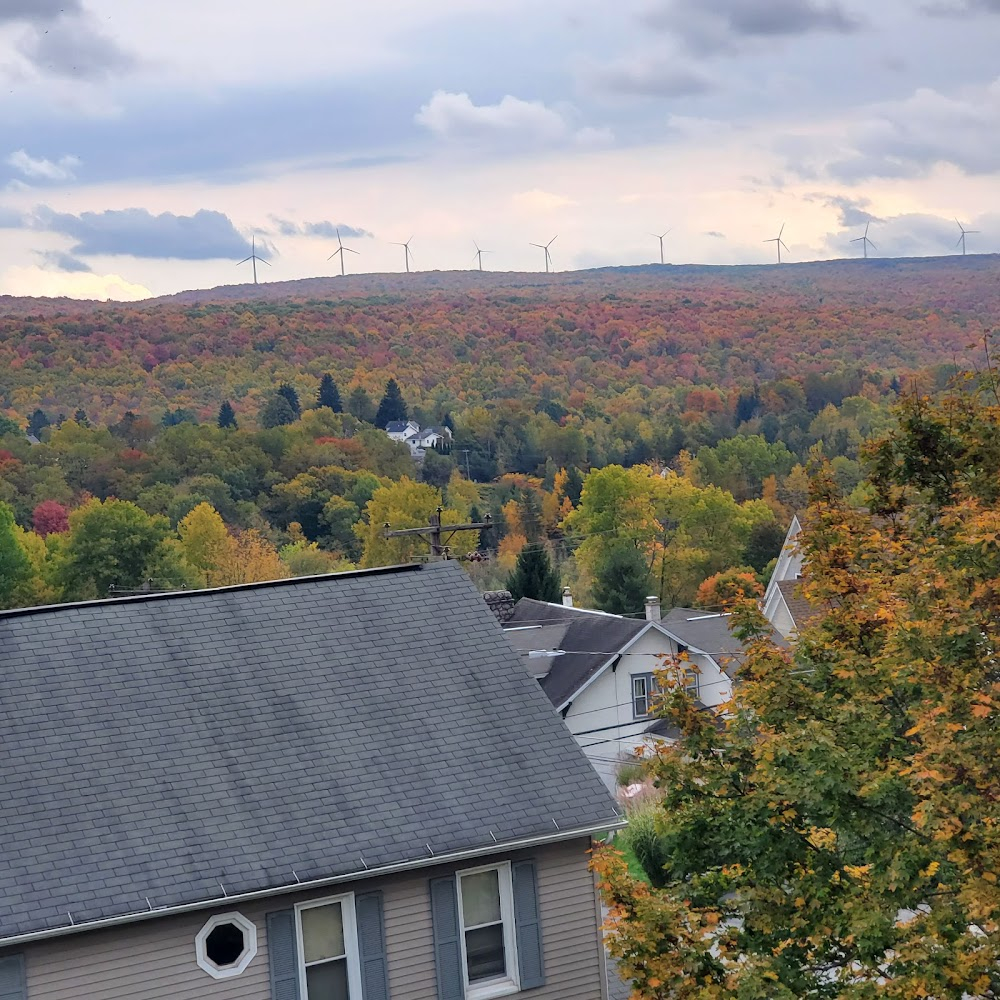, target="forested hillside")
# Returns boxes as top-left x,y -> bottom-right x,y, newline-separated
0,257 -> 994,611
